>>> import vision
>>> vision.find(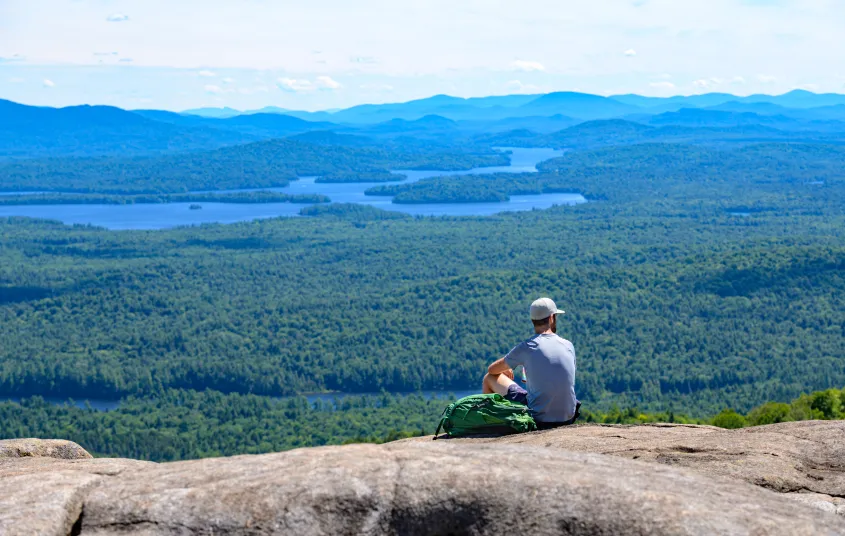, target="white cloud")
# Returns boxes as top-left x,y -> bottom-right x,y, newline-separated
7,1 -> 845,109
511,60 -> 545,72
276,76 -> 341,92
198,70 -> 217,77
506,80 -> 542,94
204,84 -> 233,94
350,56 -> 377,64
42,79 -> 55,88
238,86 -> 270,95
693,77 -> 739,89
277,77 -> 313,92
106,14 -> 129,22
758,75 -> 777,84
222,77 -> 235,84
118,58 -> 133,63
624,49 -> 637,57
315,76 -> 341,90
649,81 -> 676,90
9,77 -> 25,83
